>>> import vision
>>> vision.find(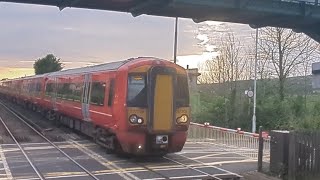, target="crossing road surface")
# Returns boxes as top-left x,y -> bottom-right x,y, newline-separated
0,140 -> 262,180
